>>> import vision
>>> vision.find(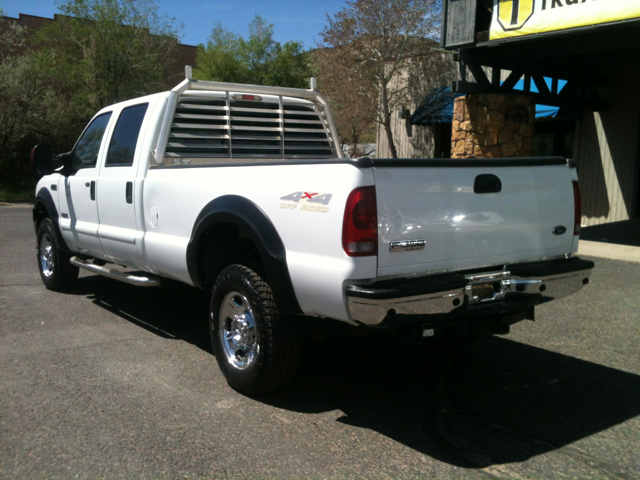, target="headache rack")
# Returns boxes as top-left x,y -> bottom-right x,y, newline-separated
153,74 -> 343,166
